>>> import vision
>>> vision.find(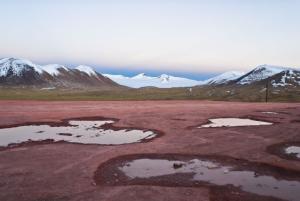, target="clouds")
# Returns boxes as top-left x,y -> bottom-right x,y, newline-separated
0,1 -> 299,73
